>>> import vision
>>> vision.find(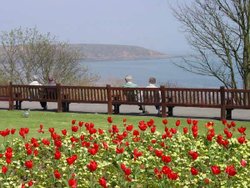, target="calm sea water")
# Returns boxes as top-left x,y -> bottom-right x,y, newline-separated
81,58 -> 221,88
